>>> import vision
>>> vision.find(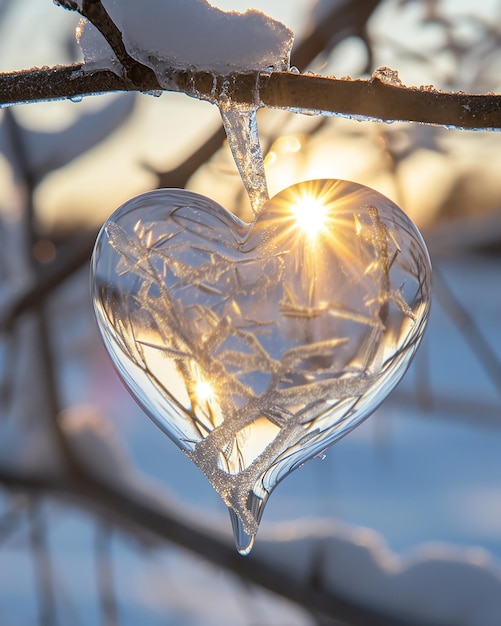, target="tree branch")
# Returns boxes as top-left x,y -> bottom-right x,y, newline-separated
0,468 -> 435,626
2,64 -> 501,129
0,231 -> 95,332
